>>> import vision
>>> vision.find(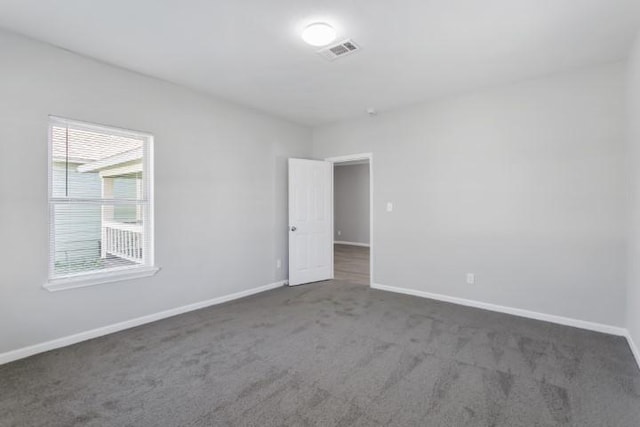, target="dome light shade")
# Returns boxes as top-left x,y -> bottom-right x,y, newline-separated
302,23 -> 337,47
